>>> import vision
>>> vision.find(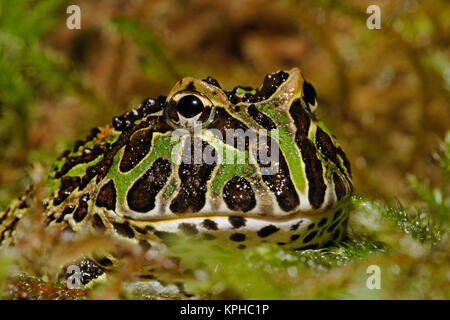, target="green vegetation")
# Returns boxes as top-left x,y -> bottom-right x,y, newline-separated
110,18 -> 185,85
0,0 -> 110,207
